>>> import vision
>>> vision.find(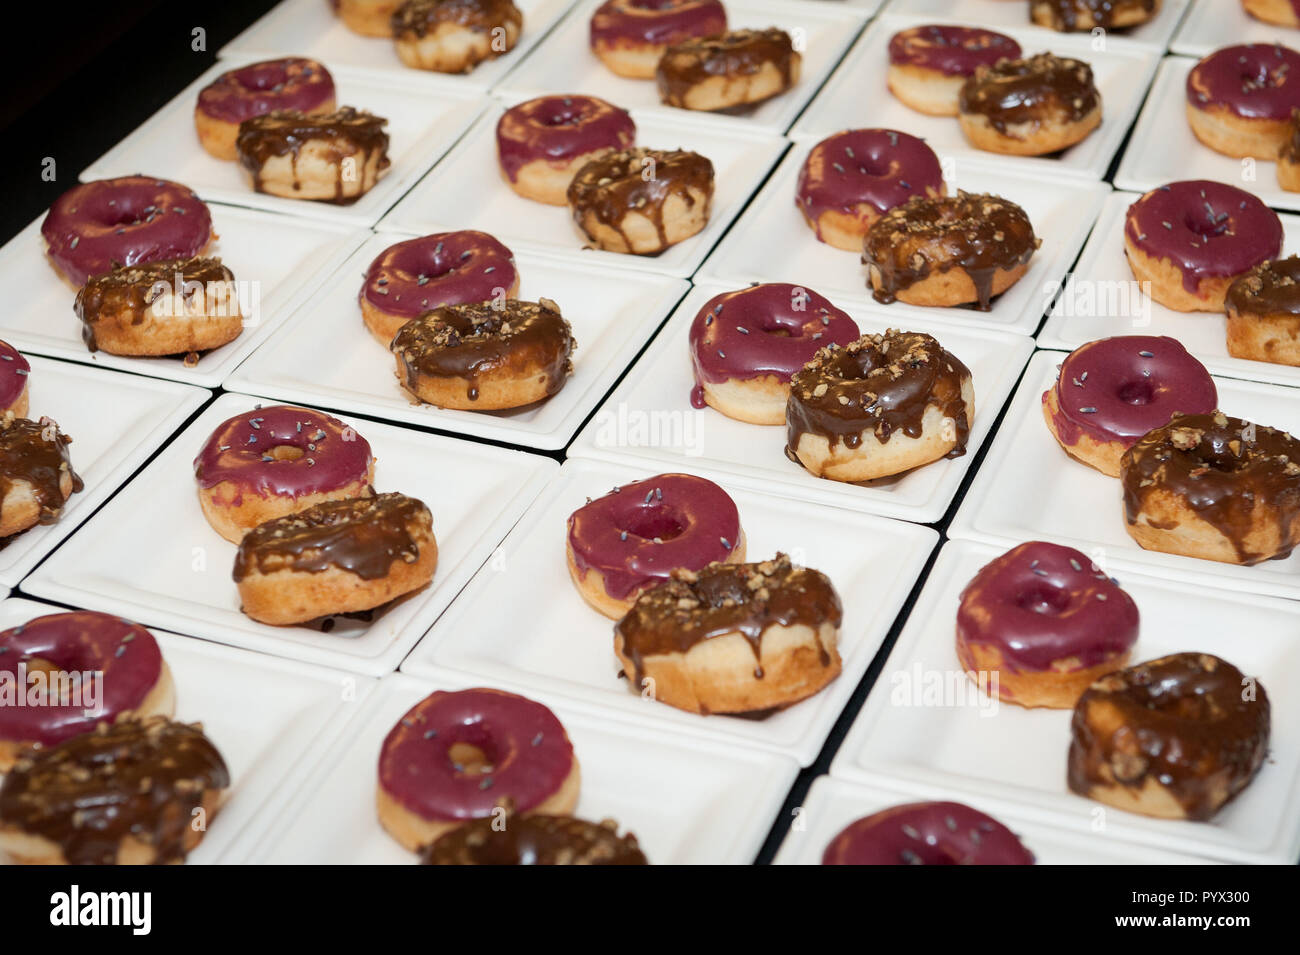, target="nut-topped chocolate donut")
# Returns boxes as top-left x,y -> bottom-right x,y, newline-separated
1279,109 -> 1300,192
391,0 -> 523,74
1068,652 -> 1270,821
496,95 -> 636,205
391,299 -> 575,410
656,29 -> 801,113
422,811 -> 648,865
0,341 -> 29,418
1227,256 -> 1300,365
1121,410 -> 1300,565
887,25 -> 1022,116
958,52 -> 1102,156
0,717 -> 229,865
1187,43 -> 1300,159
613,553 -> 843,716
785,330 -> 973,482
236,107 -> 391,204
567,147 -> 714,255
194,58 -> 336,160
1031,0 -> 1161,32
863,192 -> 1038,311
823,802 -> 1035,865
589,0 -> 728,79
0,413 -> 82,538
